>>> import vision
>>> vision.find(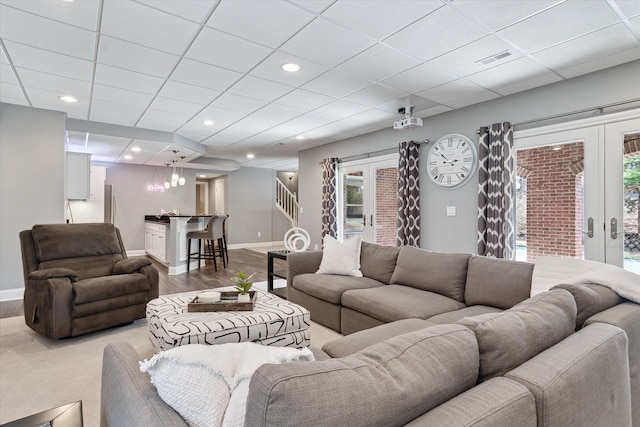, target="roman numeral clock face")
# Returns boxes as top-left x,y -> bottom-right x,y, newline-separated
426,134 -> 478,189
